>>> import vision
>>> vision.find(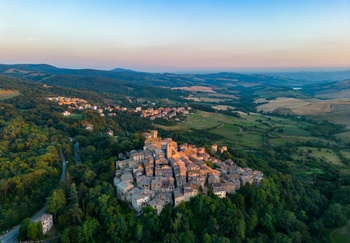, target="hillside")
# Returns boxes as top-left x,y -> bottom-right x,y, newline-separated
0,63 -> 307,88
267,70 -> 350,83
302,79 -> 350,99
0,75 -> 104,103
